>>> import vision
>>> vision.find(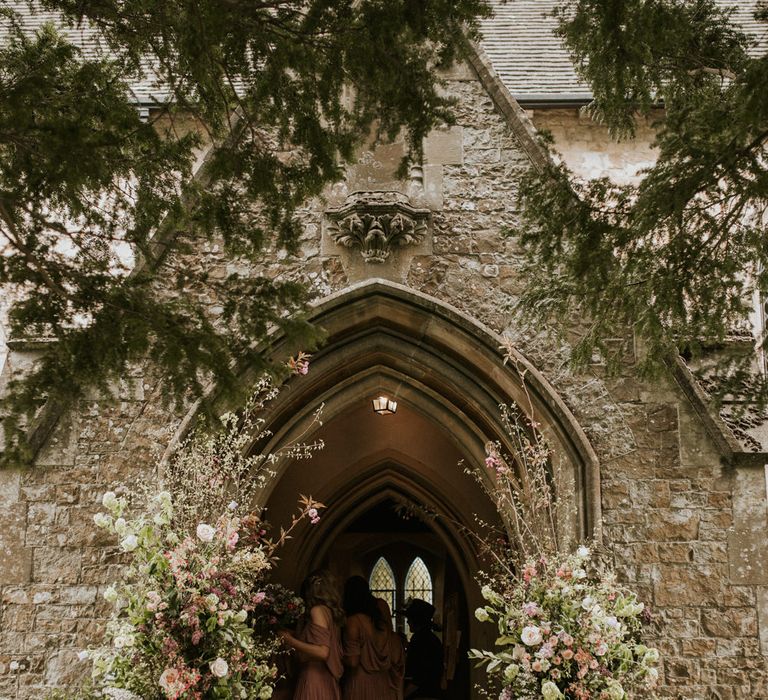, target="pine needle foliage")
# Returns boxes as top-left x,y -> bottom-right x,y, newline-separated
516,0 -> 768,406
0,0 -> 491,463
